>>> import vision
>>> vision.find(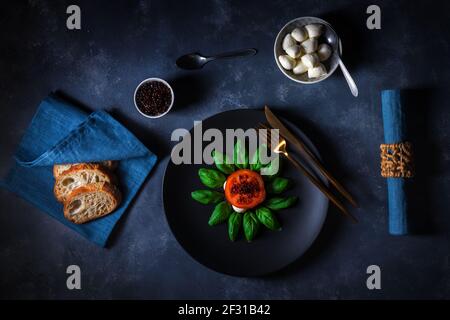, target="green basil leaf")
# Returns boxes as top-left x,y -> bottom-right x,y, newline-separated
267,177 -> 291,194
212,150 -> 235,174
234,139 -> 249,169
256,207 -> 281,231
198,168 -> 226,188
208,201 -> 233,226
228,212 -> 242,241
265,196 -> 298,210
191,190 -> 224,205
243,211 -> 260,242
250,146 -> 262,171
